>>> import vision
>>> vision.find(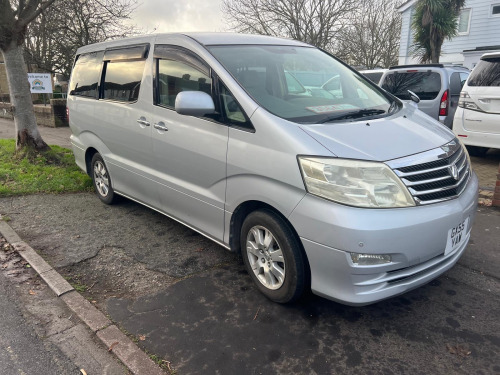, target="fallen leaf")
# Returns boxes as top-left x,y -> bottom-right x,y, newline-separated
29,290 -> 36,295
108,341 -> 119,352
446,344 -> 471,357
80,370 -> 87,375
139,334 -> 146,341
